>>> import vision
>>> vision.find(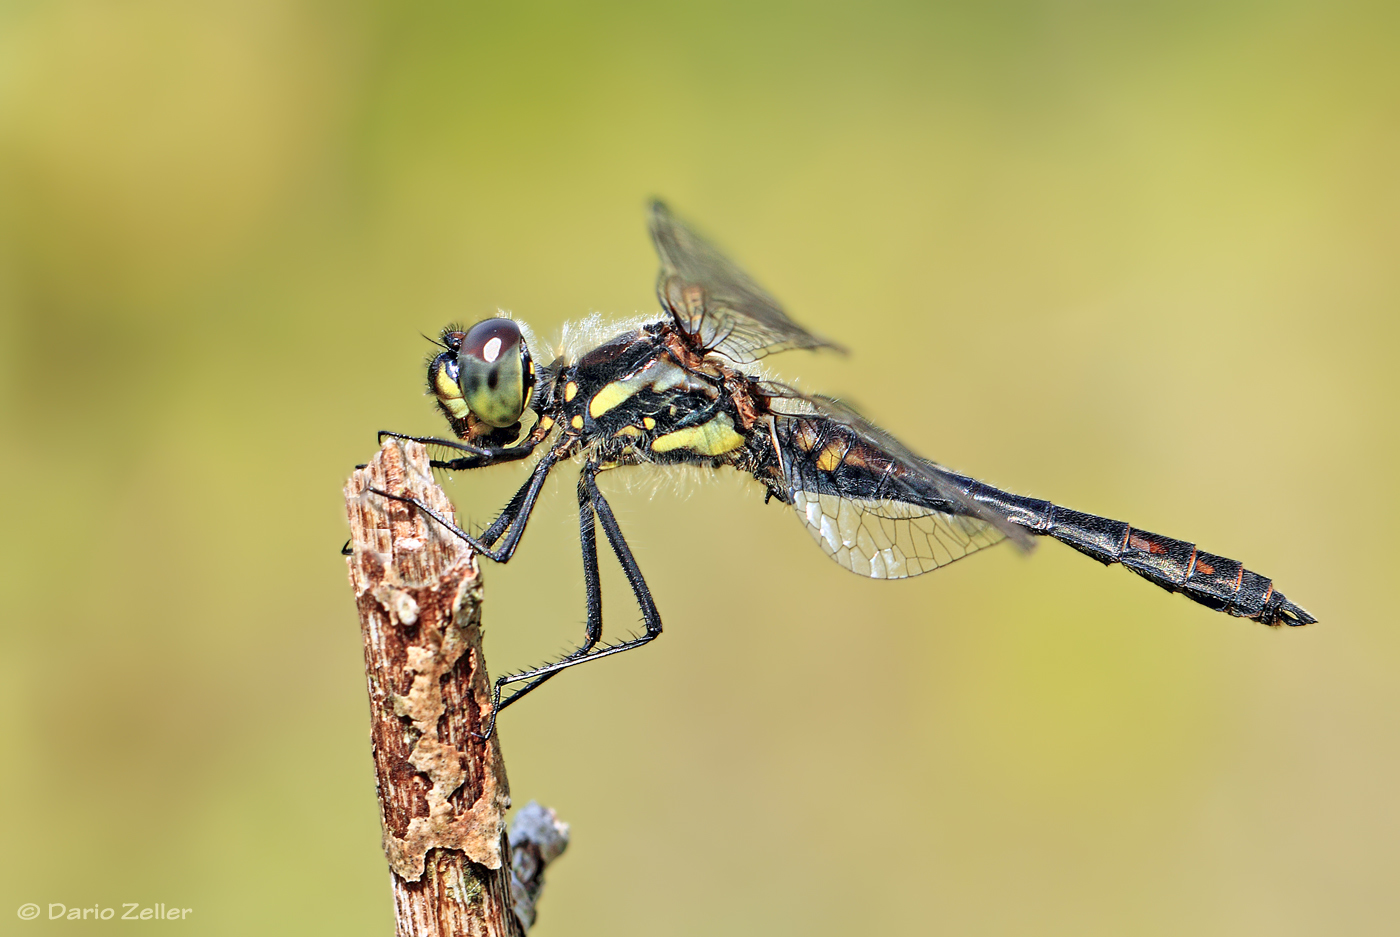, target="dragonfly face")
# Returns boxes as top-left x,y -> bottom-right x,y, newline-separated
373,201 -> 1316,738
428,317 -> 537,439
